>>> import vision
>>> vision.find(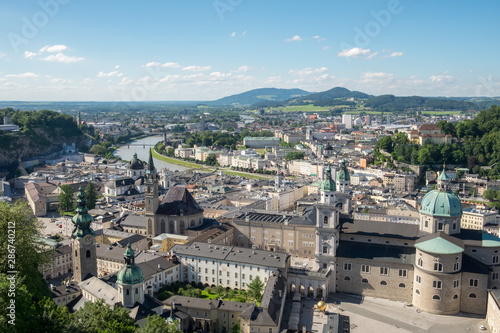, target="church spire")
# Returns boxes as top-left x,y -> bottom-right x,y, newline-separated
147,148 -> 156,174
